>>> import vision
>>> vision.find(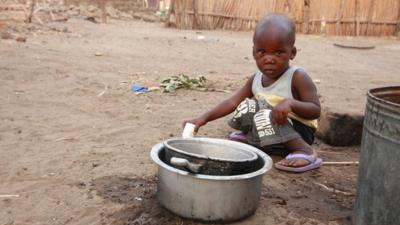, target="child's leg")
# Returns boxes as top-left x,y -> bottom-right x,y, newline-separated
276,137 -> 316,167
227,98 -> 259,140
